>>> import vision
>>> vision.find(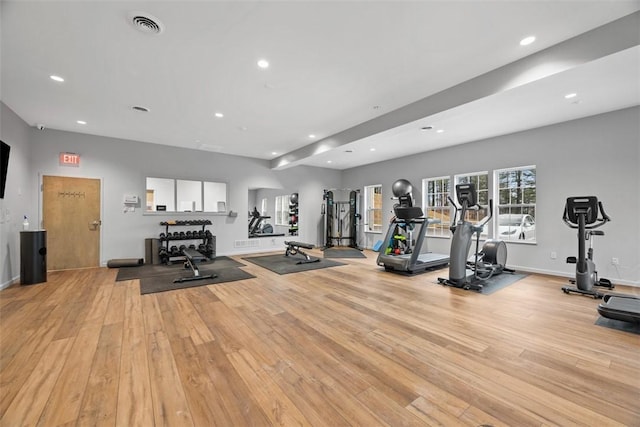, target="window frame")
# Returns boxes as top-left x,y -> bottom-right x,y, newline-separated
454,171 -> 490,237
145,177 -> 228,214
422,176 -> 451,238
274,194 -> 290,226
363,184 -> 383,233
494,165 -> 537,244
